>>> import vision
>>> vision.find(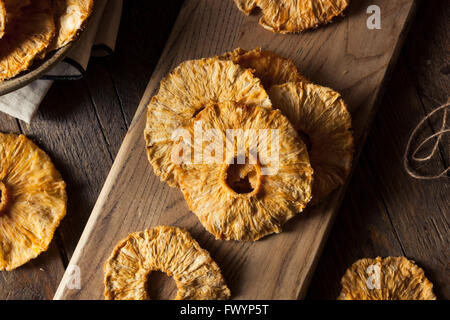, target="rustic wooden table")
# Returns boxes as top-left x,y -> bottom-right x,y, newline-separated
0,1 -> 447,300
